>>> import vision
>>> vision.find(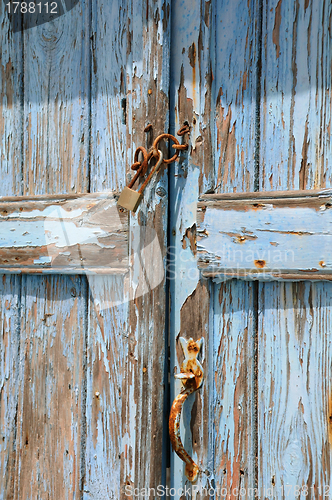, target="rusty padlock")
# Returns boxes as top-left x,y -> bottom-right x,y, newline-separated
117,150 -> 163,212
